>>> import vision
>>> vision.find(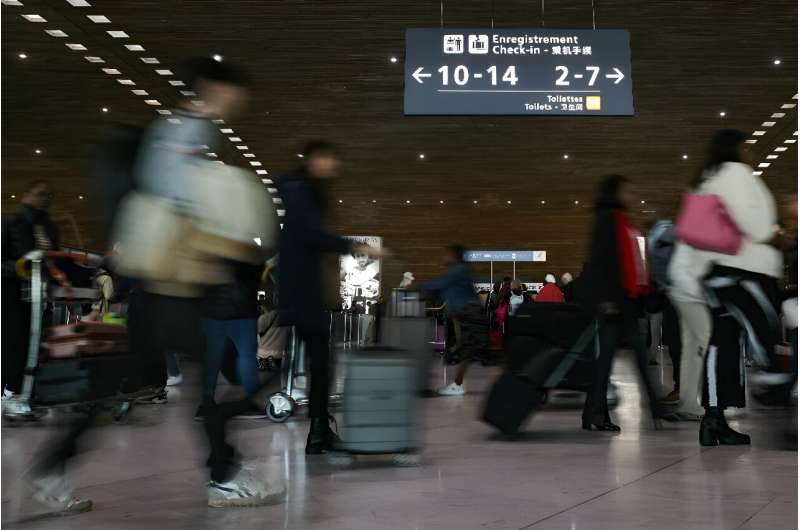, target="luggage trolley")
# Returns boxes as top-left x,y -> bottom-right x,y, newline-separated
3,252 -> 135,424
